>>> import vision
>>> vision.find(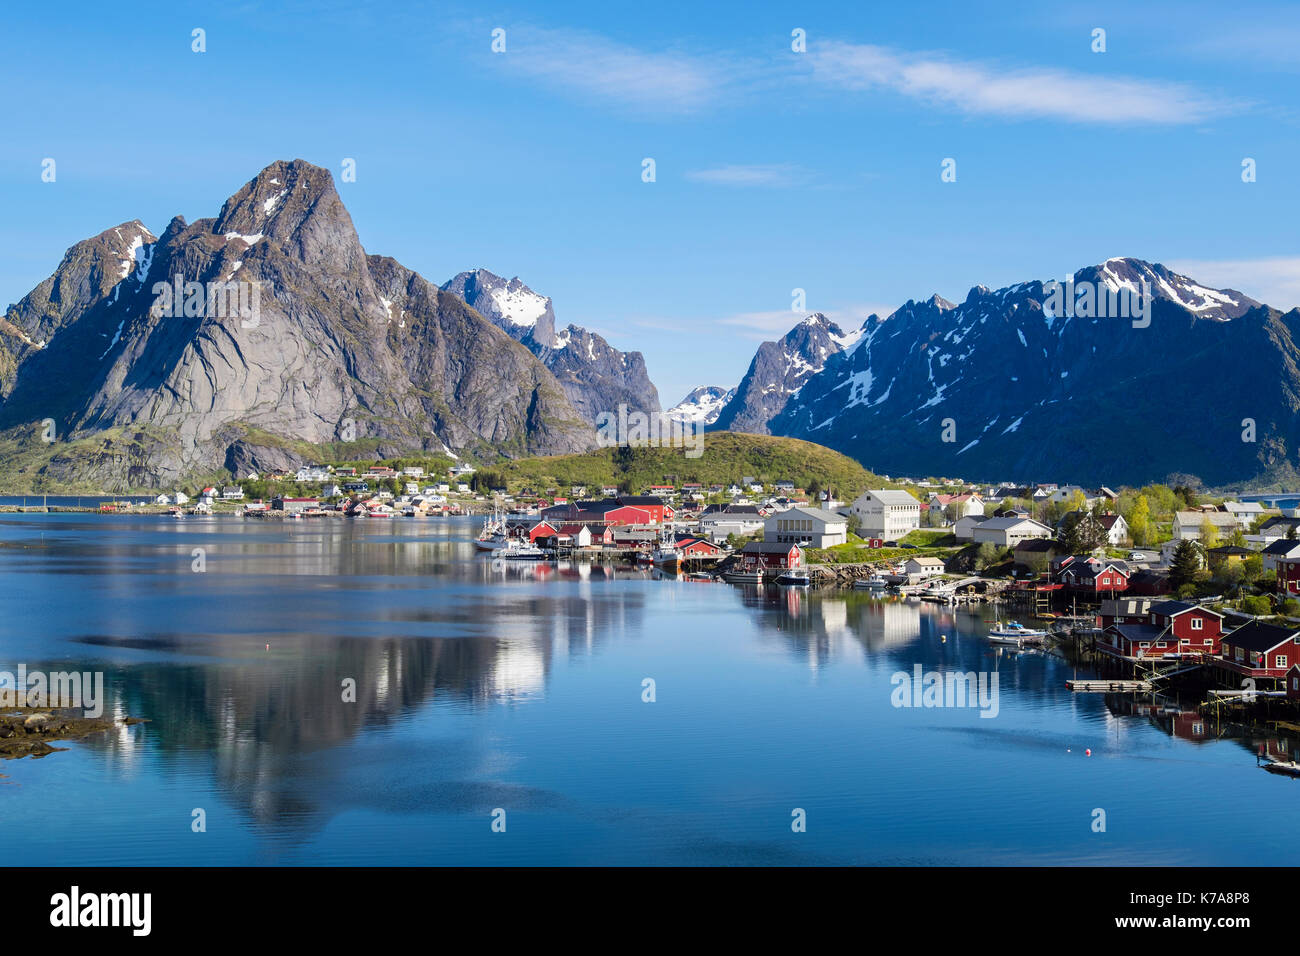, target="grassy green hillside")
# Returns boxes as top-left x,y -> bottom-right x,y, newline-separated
483,433 -> 898,500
